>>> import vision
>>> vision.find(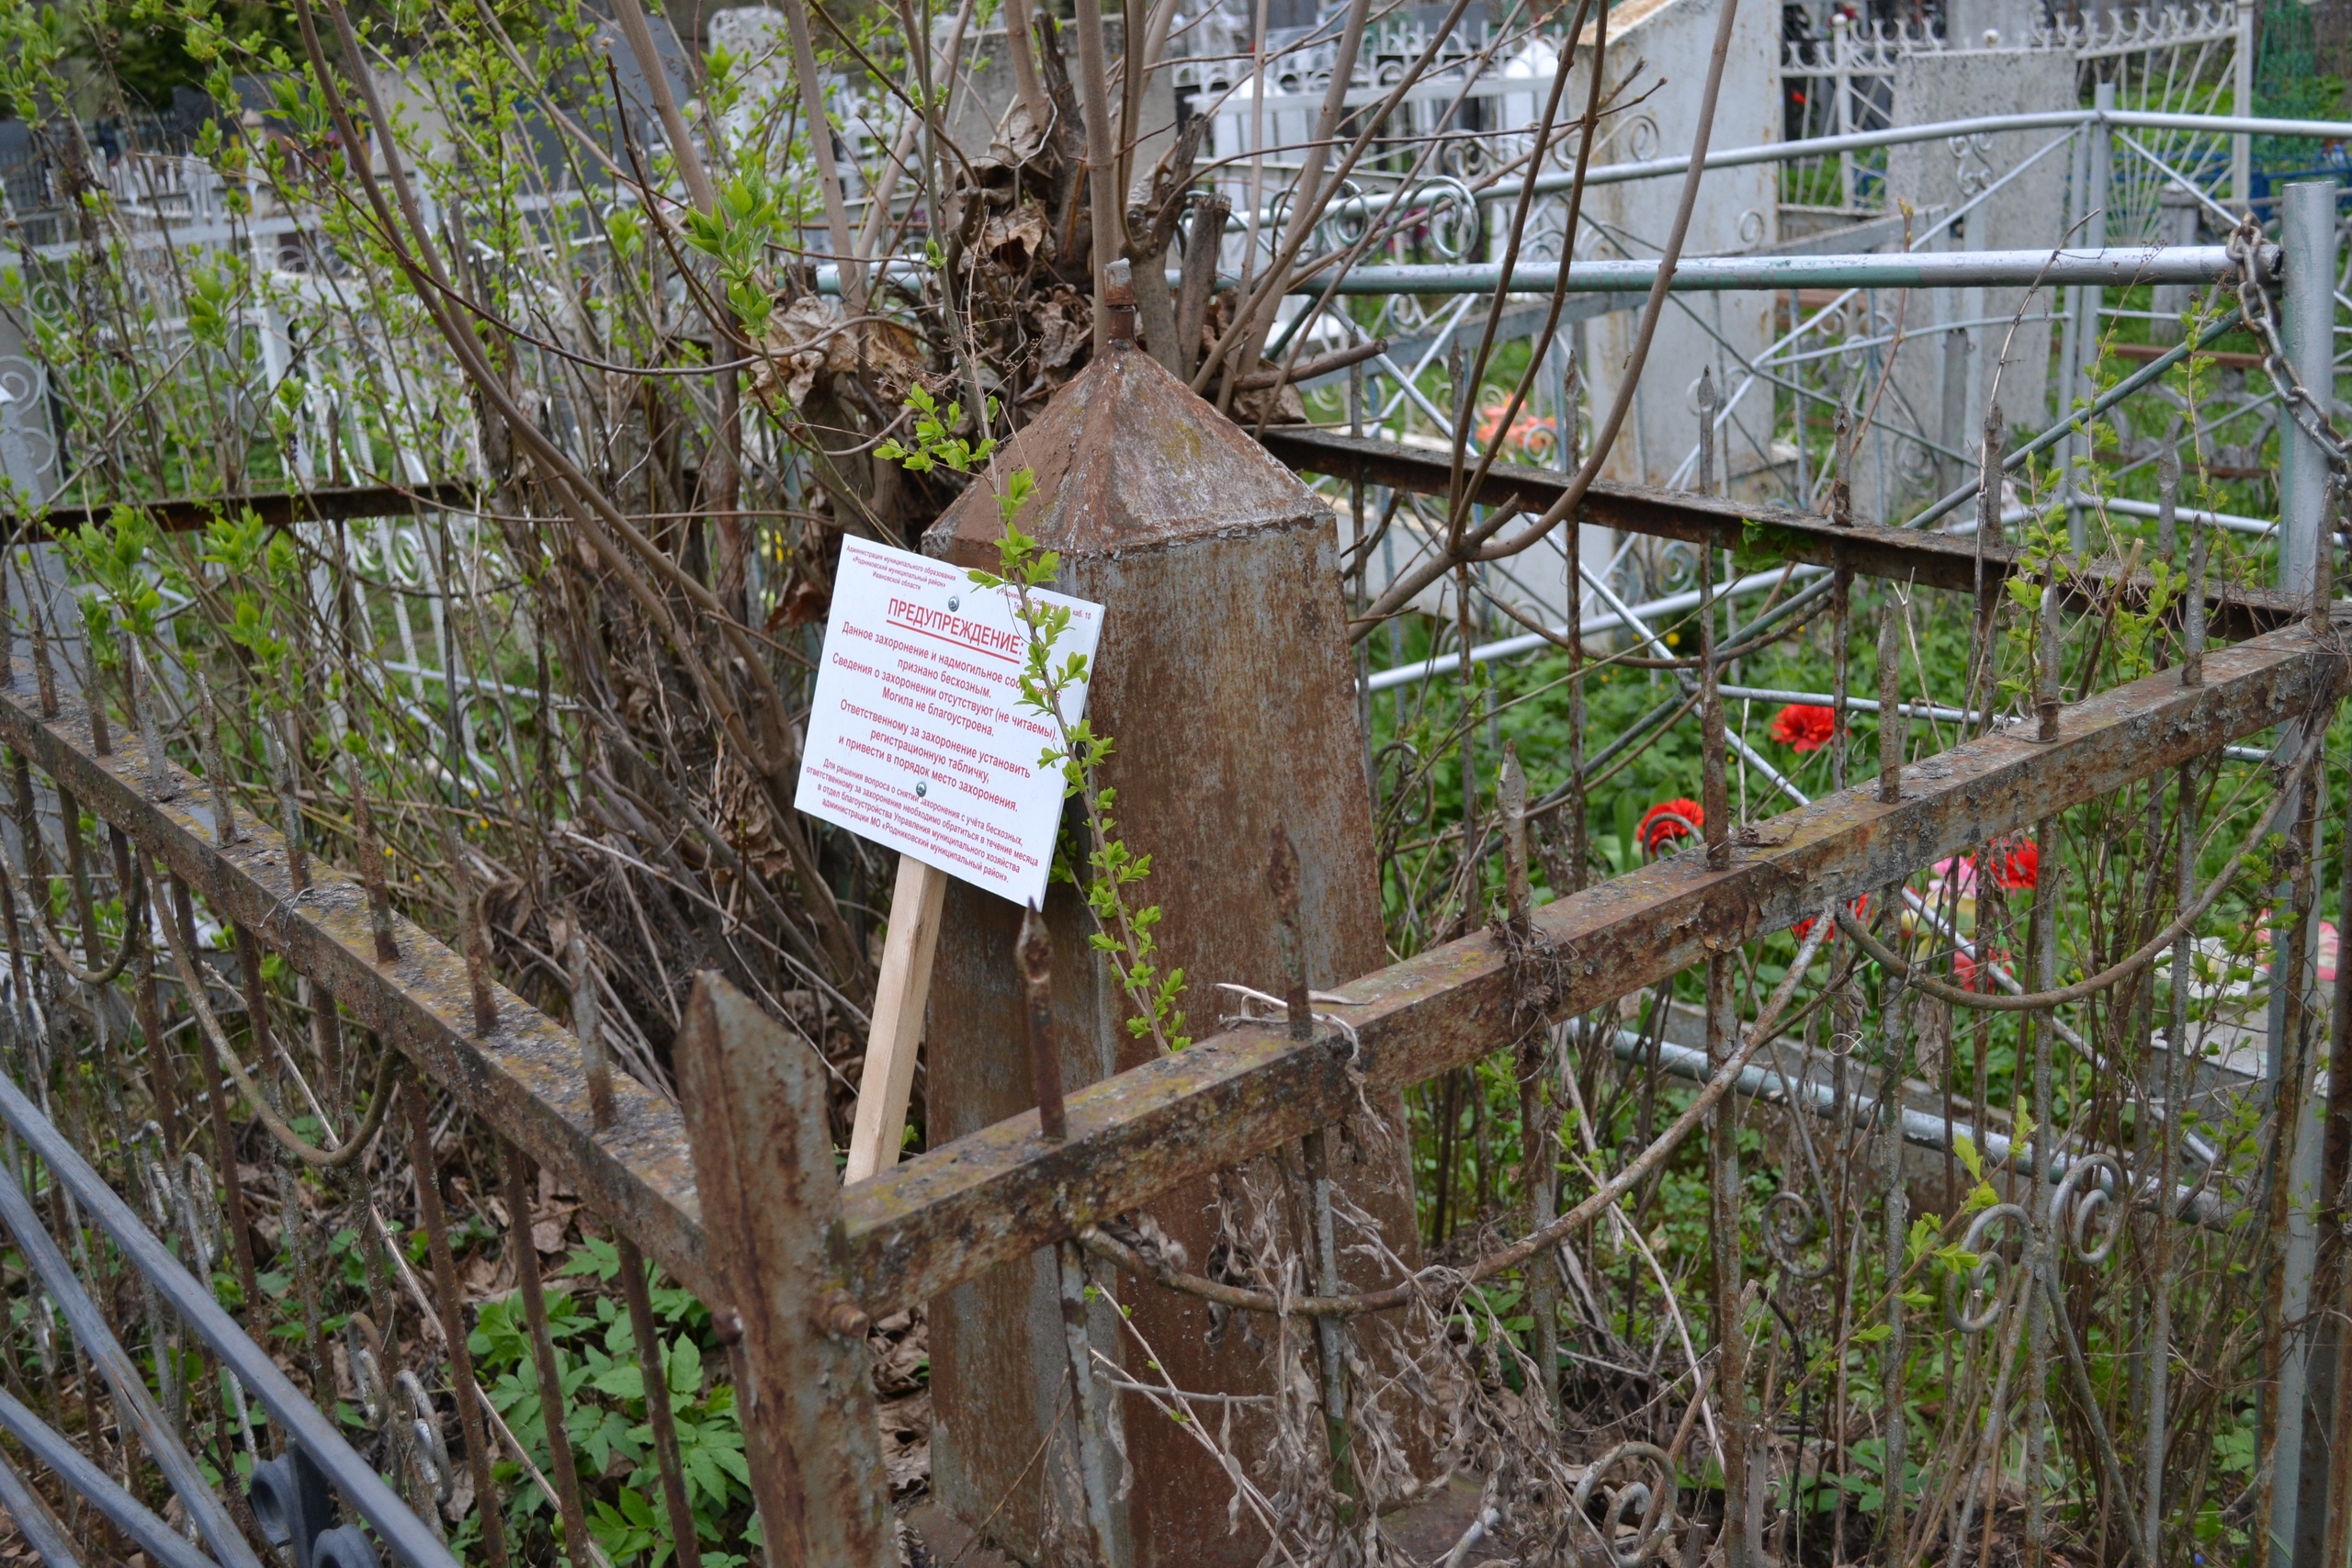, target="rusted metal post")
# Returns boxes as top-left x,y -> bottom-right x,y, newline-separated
671,972 -> 894,1568
2182,464 -> 2209,689
1877,599 -> 1902,804
402,1086 -> 512,1568
1830,400 -> 1854,530
1878,986 -> 1911,1562
1500,746 -> 1558,1424
1708,953 -> 1749,1568
1701,571 -> 1730,873
1830,404 -> 1855,794
1271,825 -> 1354,1499
25,586 -> 55,718
1019,908 -> 1066,1142
498,1145 -> 595,1568
921,321 -> 1419,1566
2324,732 -> 2352,1568
171,872 -> 261,1316
1967,404 -> 2007,730
439,820 -> 498,1038
569,938 -> 700,1568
